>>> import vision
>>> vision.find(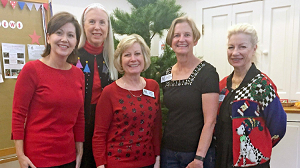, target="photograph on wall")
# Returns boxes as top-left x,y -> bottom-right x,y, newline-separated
1,43 -> 25,78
